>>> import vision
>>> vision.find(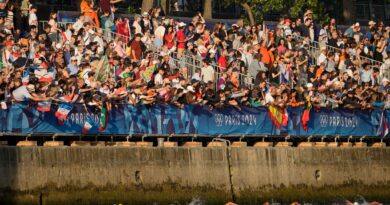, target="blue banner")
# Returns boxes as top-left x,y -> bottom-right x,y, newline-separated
0,103 -> 388,137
